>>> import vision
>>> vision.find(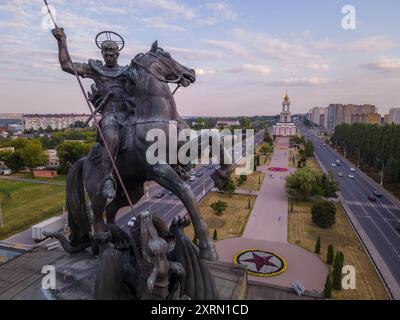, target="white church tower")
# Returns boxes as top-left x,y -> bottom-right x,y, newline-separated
273,92 -> 297,136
